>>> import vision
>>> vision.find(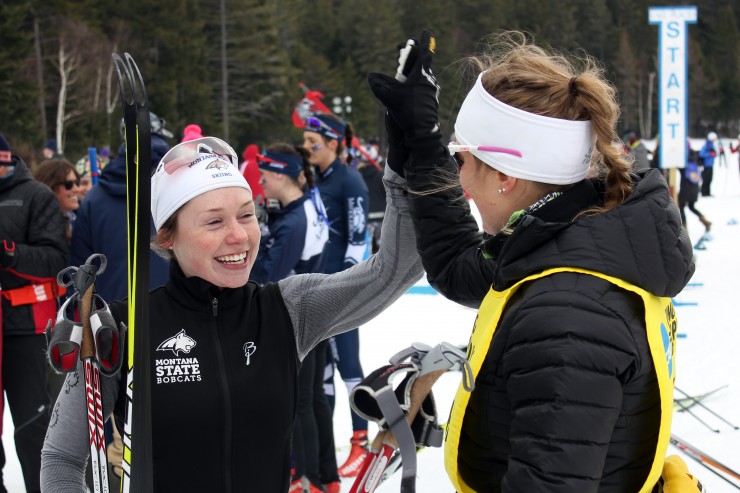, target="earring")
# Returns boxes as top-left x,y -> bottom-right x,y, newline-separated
498,188 -> 505,194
